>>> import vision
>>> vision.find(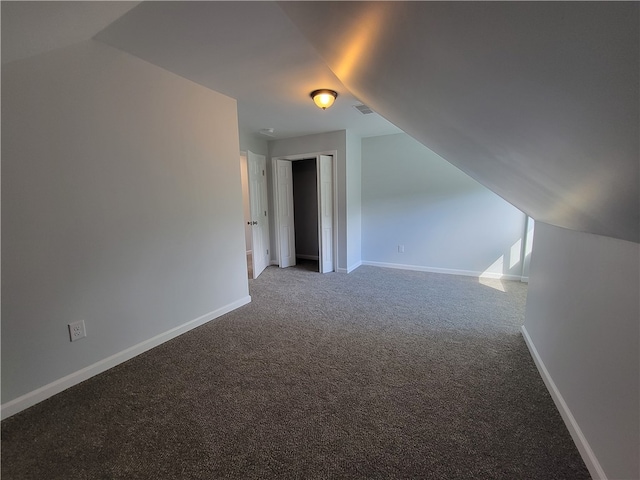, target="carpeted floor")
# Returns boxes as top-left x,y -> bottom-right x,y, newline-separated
1,264 -> 590,479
